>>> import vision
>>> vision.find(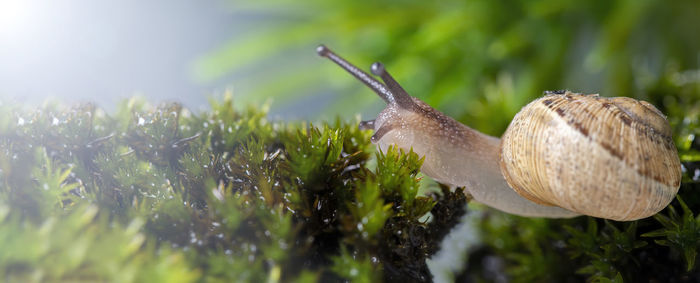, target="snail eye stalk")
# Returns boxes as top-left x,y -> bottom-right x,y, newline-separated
316,44 -> 414,110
